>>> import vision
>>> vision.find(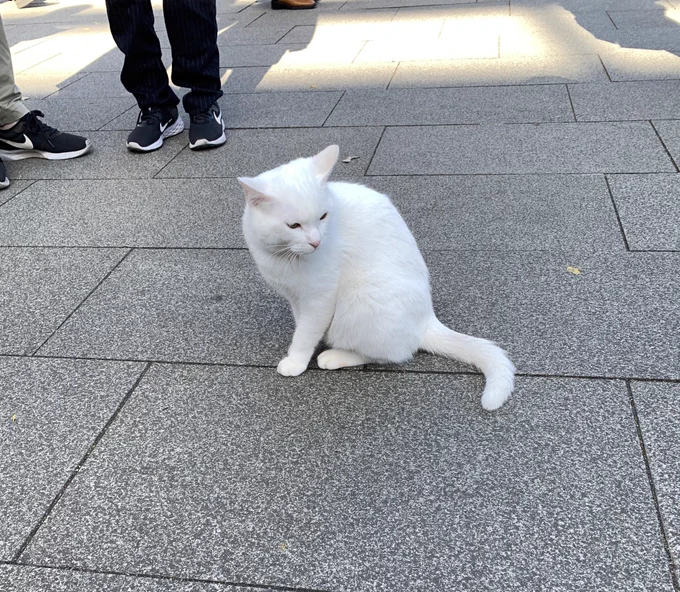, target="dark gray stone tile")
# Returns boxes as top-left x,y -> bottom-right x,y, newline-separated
511,0 -> 674,11
48,72 -> 138,99
632,381 -> 680,567
0,357 -> 145,559
0,179 -> 245,248
0,564 -> 275,592
368,123 -> 676,175
608,8 -> 680,29
23,97 -> 136,132
653,119 -> 680,166
14,70 -> 89,101
370,174 -> 625,251
325,86 -> 573,126
156,126 -> 383,179
38,249 -> 680,380
0,247 -> 126,355
5,132 -> 188,180
0,180 -> 35,207
569,81 -> 680,121
390,55 -> 609,89
606,174 -> 680,251
20,367 -> 674,592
